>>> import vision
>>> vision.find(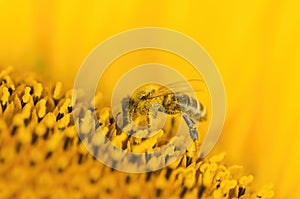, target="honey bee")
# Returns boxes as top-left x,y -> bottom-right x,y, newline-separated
118,80 -> 207,141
